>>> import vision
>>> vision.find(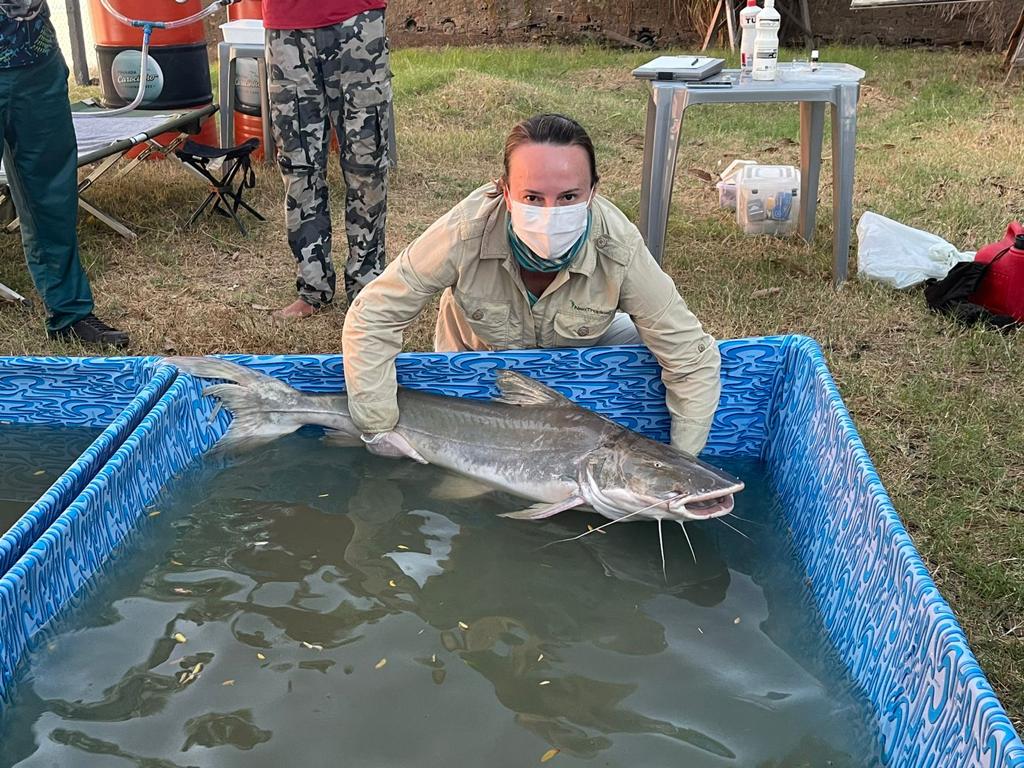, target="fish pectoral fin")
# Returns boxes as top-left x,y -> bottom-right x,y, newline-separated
322,429 -> 365,448
430,474 -> 496,501
499,495 -> 585,520
493,370 -> 573,408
